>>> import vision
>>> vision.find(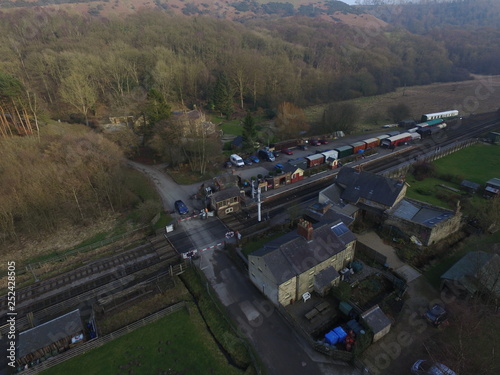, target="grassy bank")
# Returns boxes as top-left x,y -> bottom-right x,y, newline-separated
43,307 -> 243,375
